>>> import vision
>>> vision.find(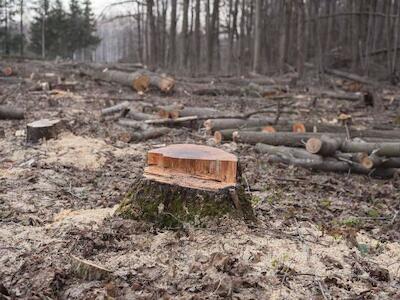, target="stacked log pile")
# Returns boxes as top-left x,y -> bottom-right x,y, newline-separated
222,126 -> 400,178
